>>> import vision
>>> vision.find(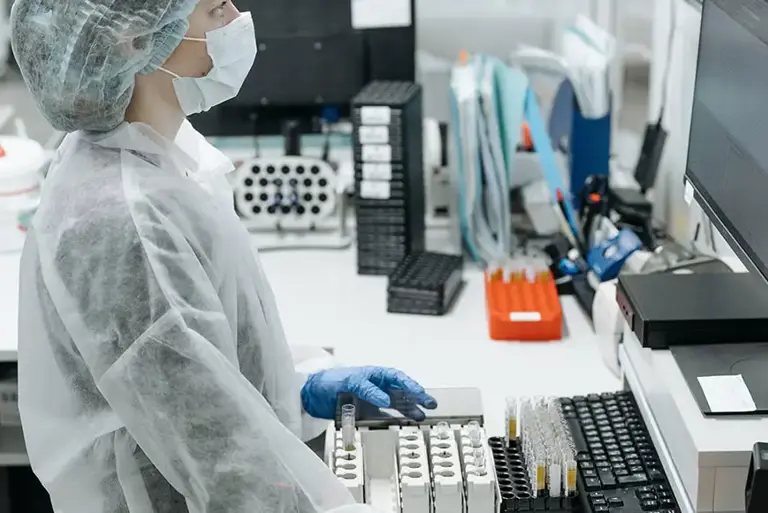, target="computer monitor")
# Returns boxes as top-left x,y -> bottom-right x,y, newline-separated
685,0 -> 768,283
189,0 -> 416,136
